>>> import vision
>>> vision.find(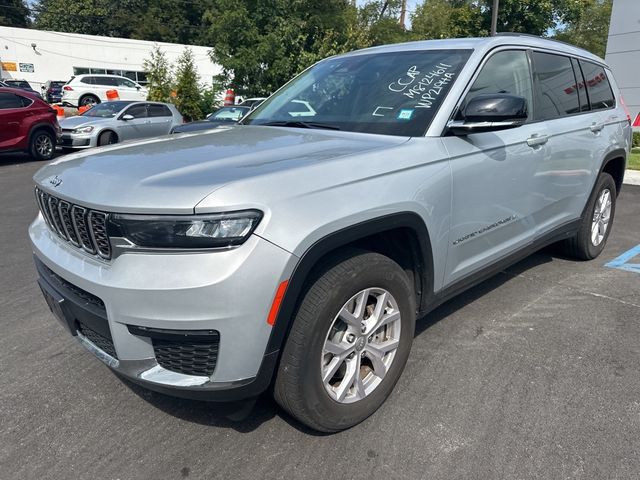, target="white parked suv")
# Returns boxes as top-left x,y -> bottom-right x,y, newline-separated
61,74 -> 148,107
